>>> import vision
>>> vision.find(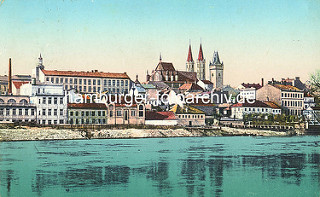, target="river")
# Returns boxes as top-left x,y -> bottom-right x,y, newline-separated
0,136 -> 319,196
